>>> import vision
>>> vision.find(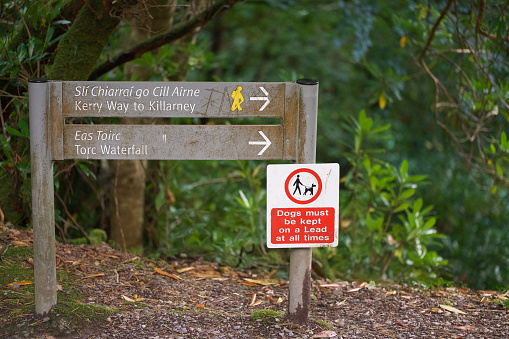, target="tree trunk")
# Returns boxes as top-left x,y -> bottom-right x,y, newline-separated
109,0 -> 176,252
108,0 -> 214,252
48,0 -> 122,80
